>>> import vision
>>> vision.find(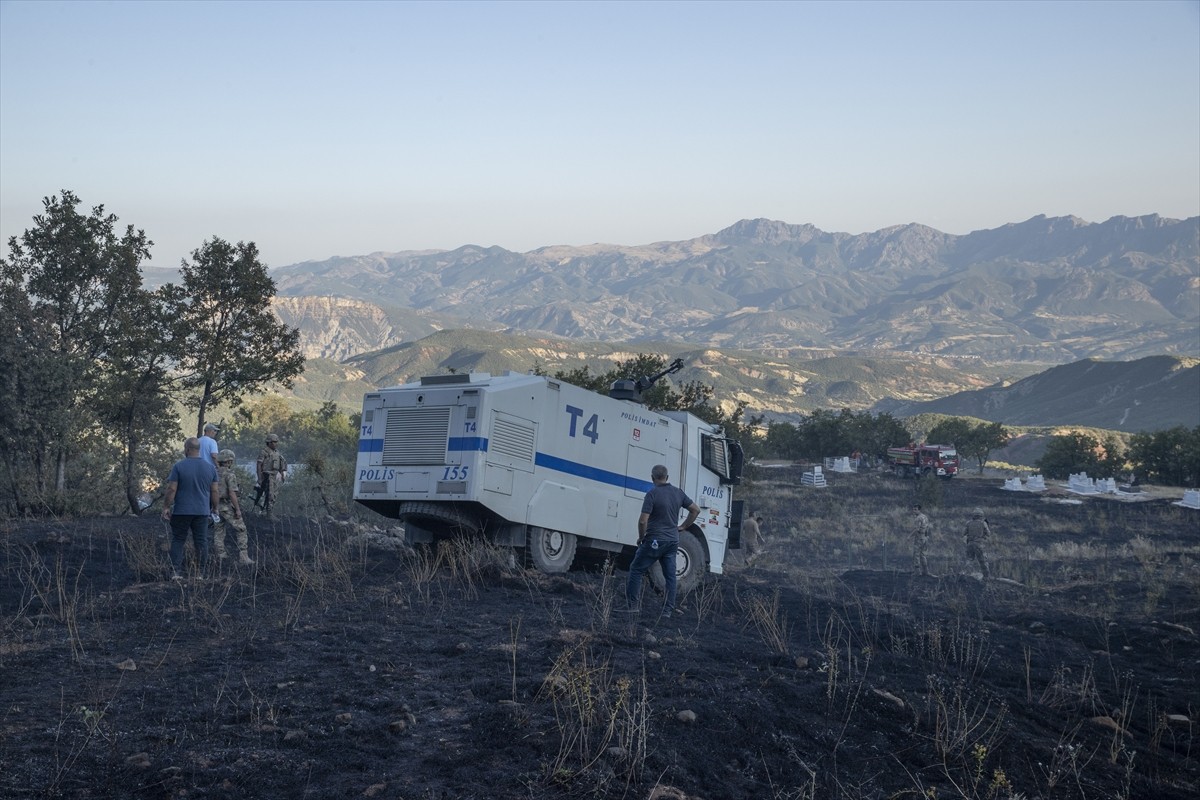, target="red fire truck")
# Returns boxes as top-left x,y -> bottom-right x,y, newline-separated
886,444 -> 959,478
